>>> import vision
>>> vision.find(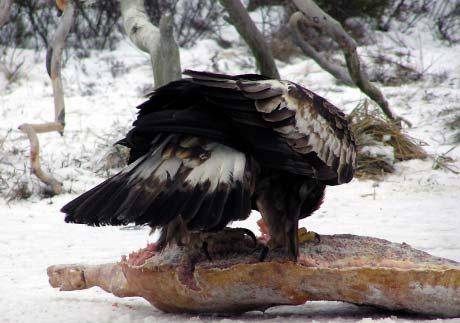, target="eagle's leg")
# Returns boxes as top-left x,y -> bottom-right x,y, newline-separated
256,196 -> 299,262
257,219 -> 321,260
155,217 -> 191,251
260,221 -> 299,262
